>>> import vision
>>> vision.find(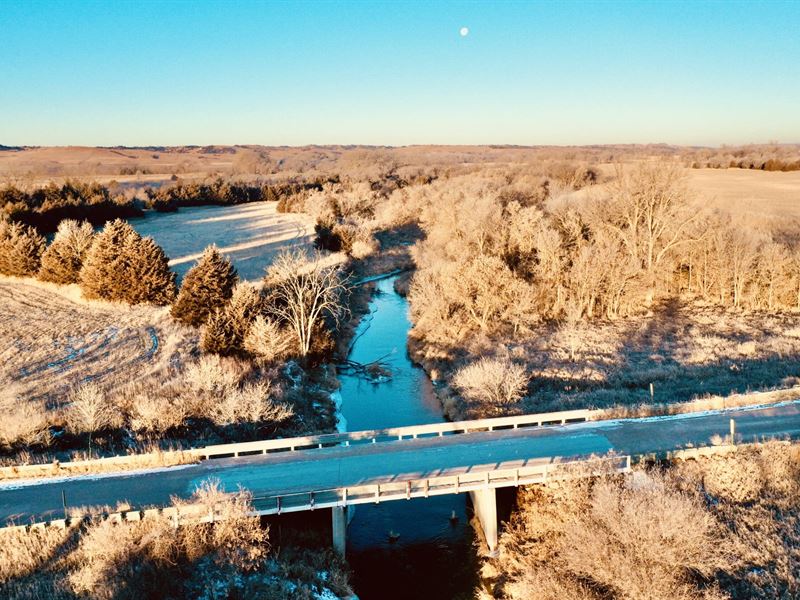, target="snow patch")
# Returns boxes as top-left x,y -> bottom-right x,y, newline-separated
329,389 -> 347,433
